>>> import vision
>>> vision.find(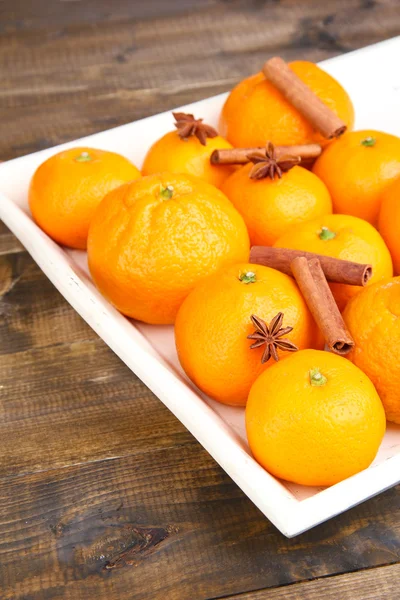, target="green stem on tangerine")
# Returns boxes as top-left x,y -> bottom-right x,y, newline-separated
361,136 -> 376,147
160,185 -> 174,199
309,368 -> 327,387
319,226 -> 336,241
239,271 -> 257,284
75,151 -> 92,162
